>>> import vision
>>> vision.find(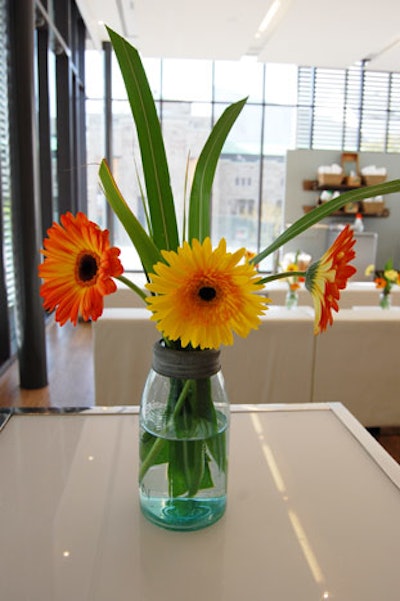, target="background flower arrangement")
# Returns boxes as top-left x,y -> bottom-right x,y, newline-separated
38,28 -> 400,529
366,259 -> 400,309
279,250 -> 311,309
